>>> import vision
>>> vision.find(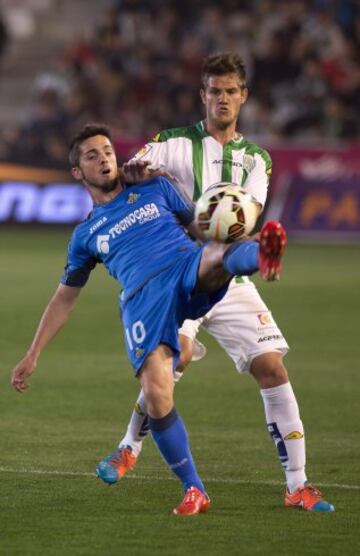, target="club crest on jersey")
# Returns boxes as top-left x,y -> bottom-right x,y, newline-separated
243,154 -> 255,173
127,192 -> 141,204
135,347 -> 144,358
